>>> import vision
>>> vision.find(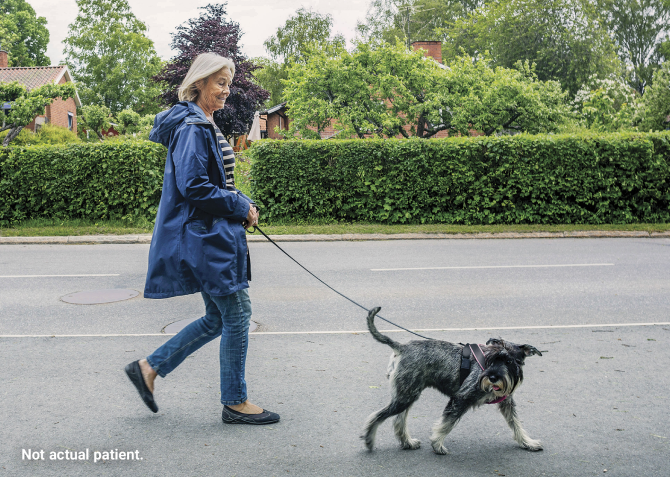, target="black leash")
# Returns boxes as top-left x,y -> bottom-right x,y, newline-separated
247,226 -> 433,340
